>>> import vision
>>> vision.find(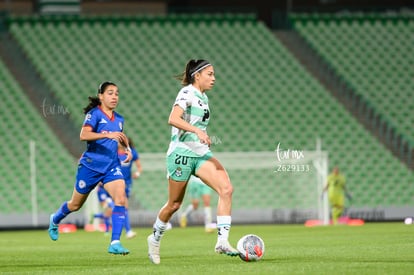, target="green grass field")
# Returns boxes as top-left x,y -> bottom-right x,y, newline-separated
0,223 -> 413,274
